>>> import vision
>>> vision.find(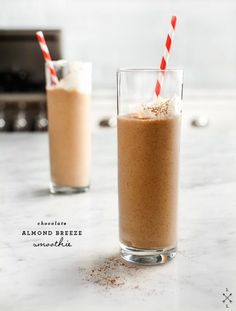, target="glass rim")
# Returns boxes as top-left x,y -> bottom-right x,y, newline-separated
117,68 -> 183,73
